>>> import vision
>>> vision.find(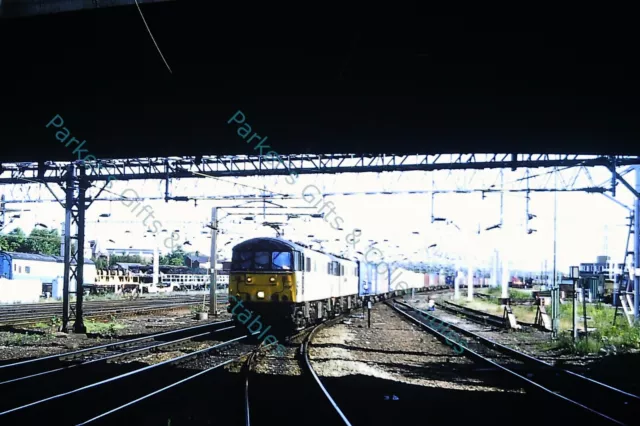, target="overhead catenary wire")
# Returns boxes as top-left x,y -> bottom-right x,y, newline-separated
133,0 -> 172,74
